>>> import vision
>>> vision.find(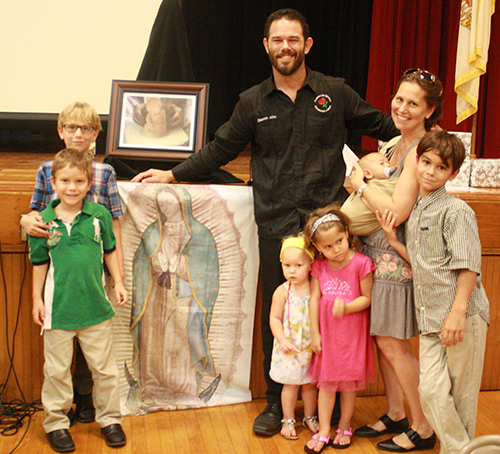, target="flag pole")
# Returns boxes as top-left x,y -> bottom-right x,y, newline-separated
470,112 -> 477,159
